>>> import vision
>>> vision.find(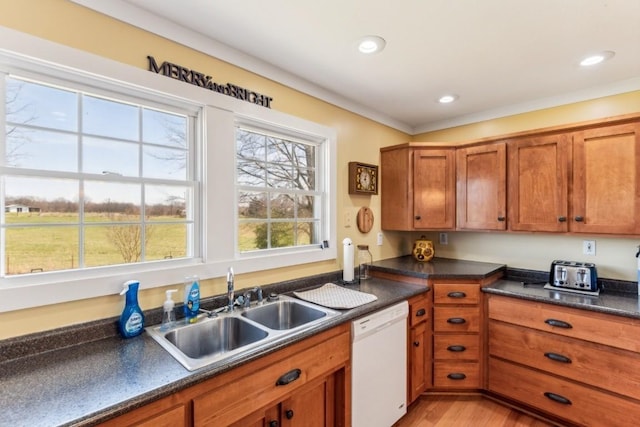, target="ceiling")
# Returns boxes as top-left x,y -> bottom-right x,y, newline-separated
76,0 -> 640,134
